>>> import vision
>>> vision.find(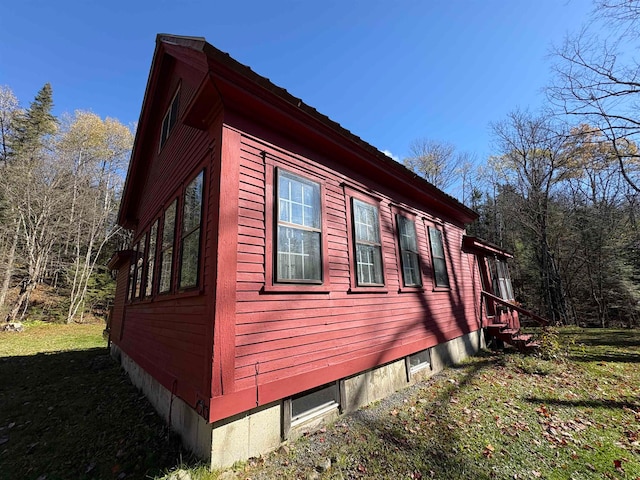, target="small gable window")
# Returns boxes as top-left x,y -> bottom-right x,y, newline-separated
428,226 -> 450,288
276,169 -> 322,283
159,87 -> 180,150
352,198 -> 384,286
396,214 -> 422,287
179,170 -> 205,289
